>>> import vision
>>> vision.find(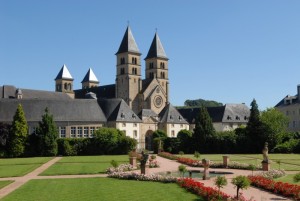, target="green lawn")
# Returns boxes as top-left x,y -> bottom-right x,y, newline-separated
180,154 -> 300,171
275,174 -> 300,185
40,155 -> 128,175
0,181 -> 13,189
0,157 -> 53,177
1,178 -> 203,201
